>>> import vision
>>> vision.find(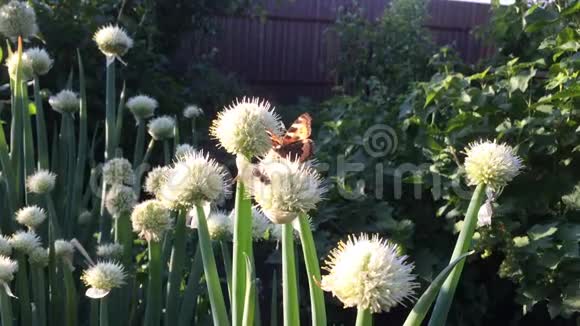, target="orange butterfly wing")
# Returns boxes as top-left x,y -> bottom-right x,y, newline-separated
266,113 -> 314,162
282,113 -> 312,144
